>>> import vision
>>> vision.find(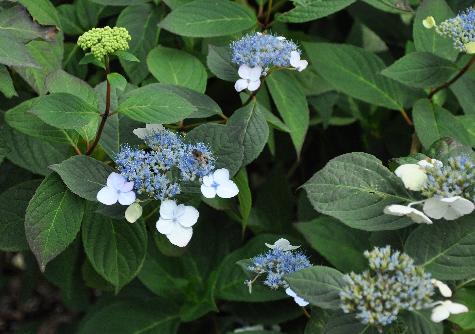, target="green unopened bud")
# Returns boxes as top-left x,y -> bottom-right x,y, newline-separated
77,26 -> 131,60
465,41 -> 475,54
422,16 -> 436,29
125,202 -> 142,223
